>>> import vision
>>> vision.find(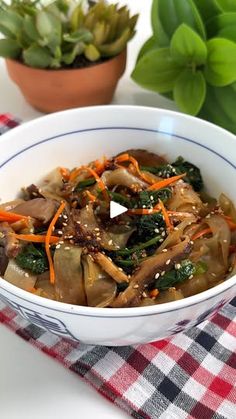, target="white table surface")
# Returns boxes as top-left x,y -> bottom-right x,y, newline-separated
0,1 -> 177,418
